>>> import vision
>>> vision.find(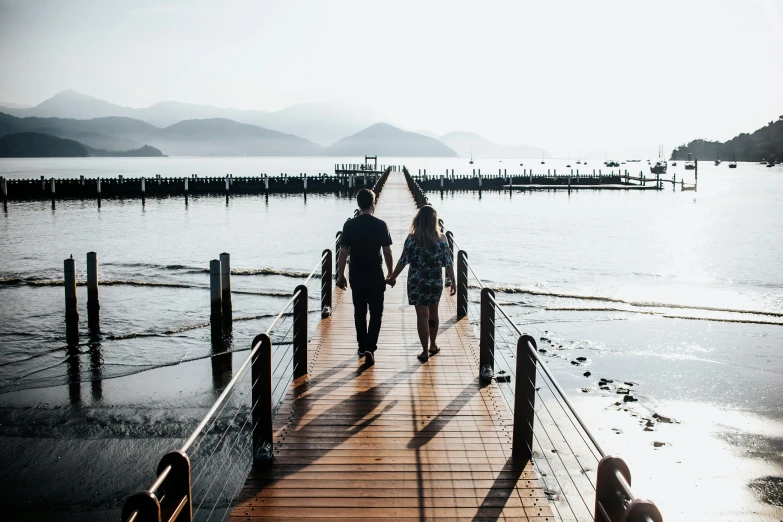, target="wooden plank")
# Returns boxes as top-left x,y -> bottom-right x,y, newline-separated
228,174 -> 553,521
